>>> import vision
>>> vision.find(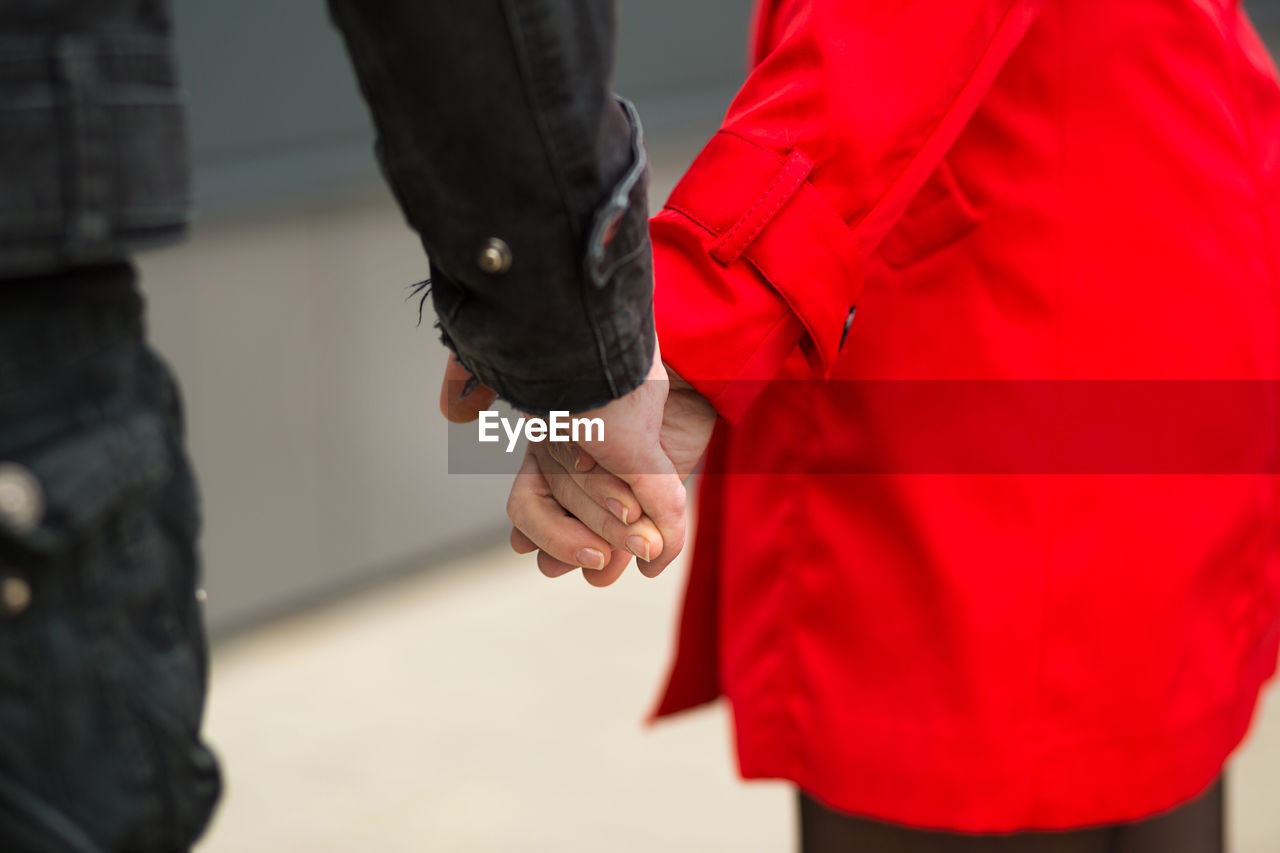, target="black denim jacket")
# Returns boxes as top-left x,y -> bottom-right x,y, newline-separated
0,1 -> 655,414
0,1 -> 190,278
328,0 -> 656,413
